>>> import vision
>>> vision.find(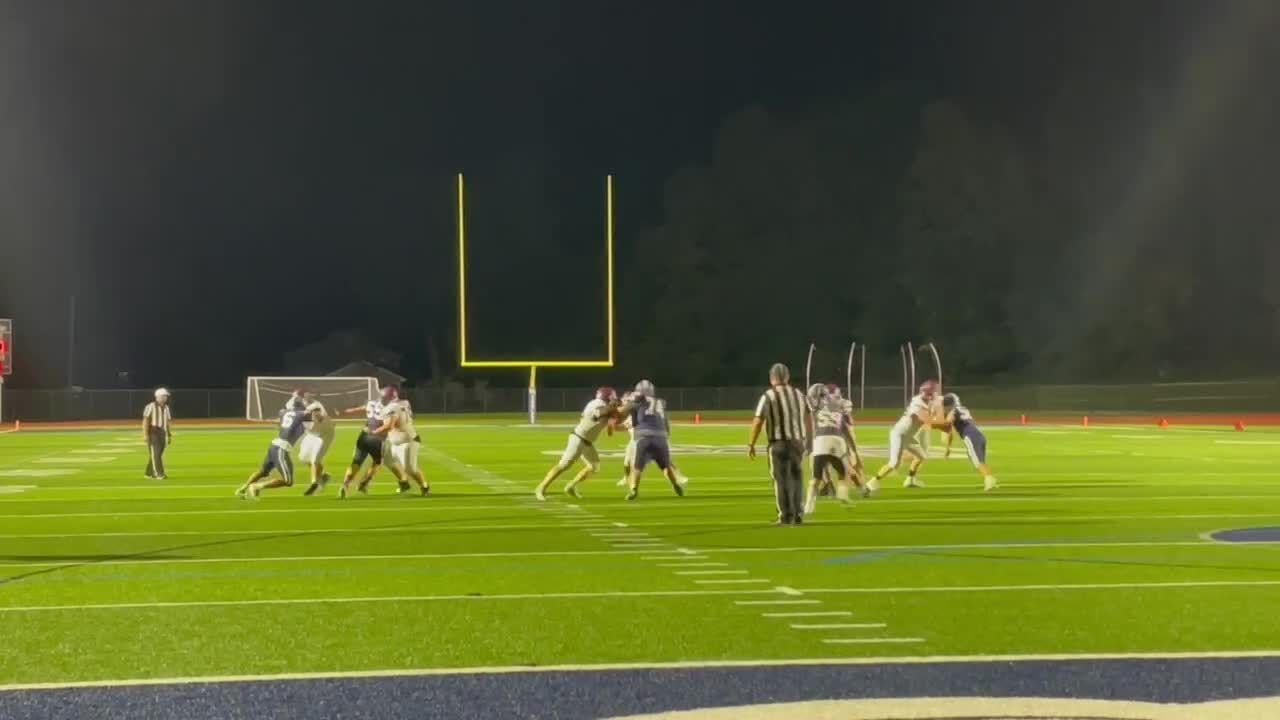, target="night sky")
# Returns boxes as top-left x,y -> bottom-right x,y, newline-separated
2,1 -> 1273,388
